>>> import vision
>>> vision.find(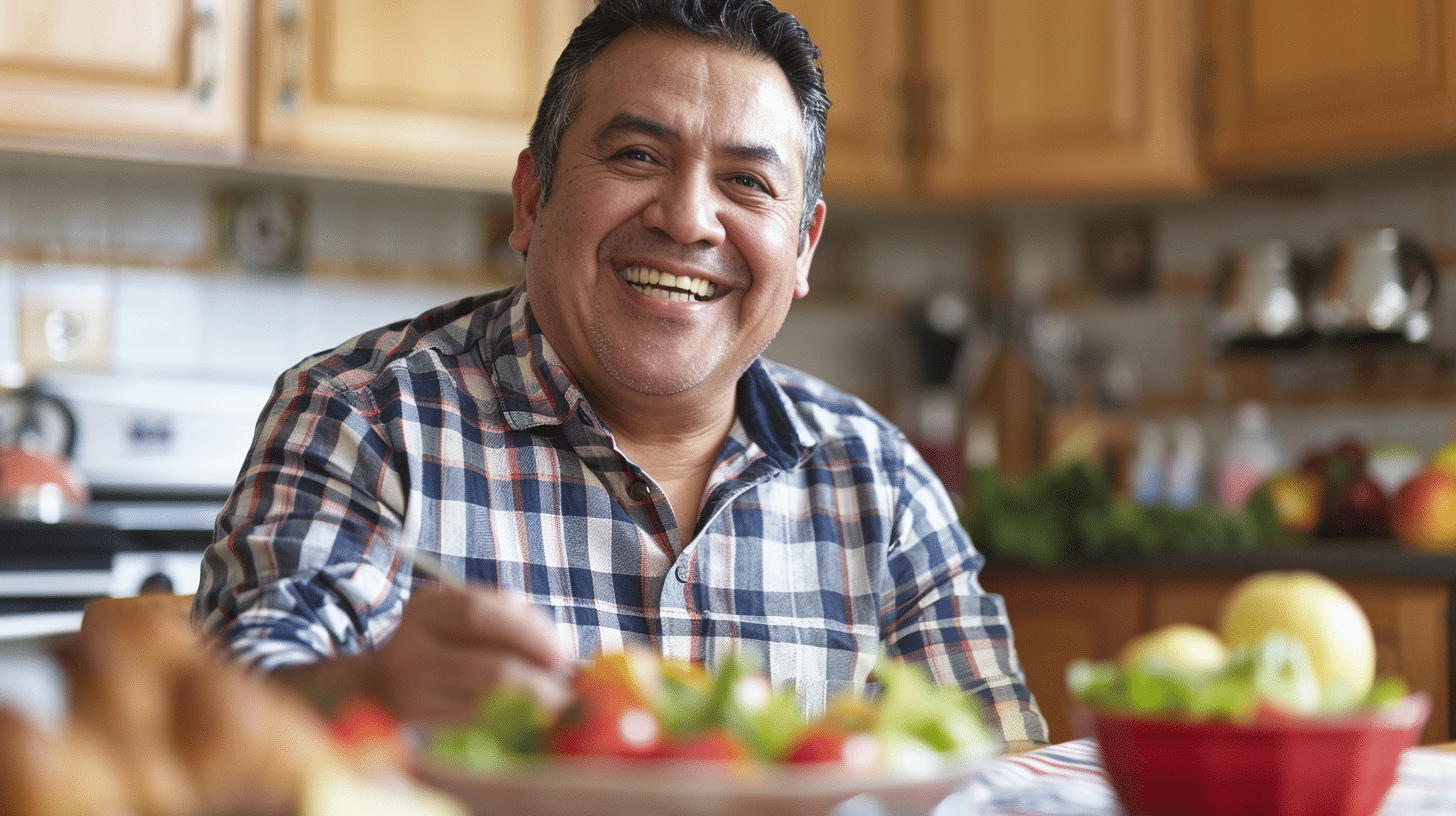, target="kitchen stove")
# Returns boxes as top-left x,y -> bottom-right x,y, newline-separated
0,372 -> 274,639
